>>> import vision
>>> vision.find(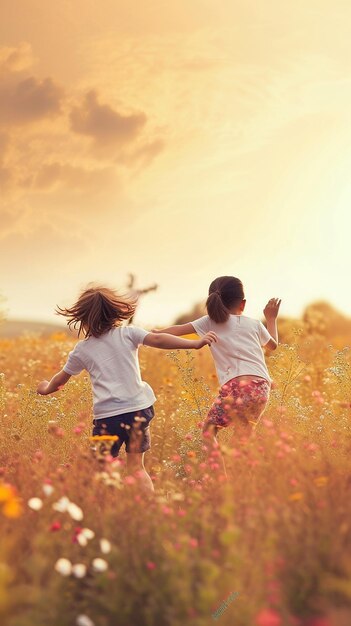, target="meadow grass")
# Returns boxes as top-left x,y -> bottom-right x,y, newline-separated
0,323 -> 350,626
